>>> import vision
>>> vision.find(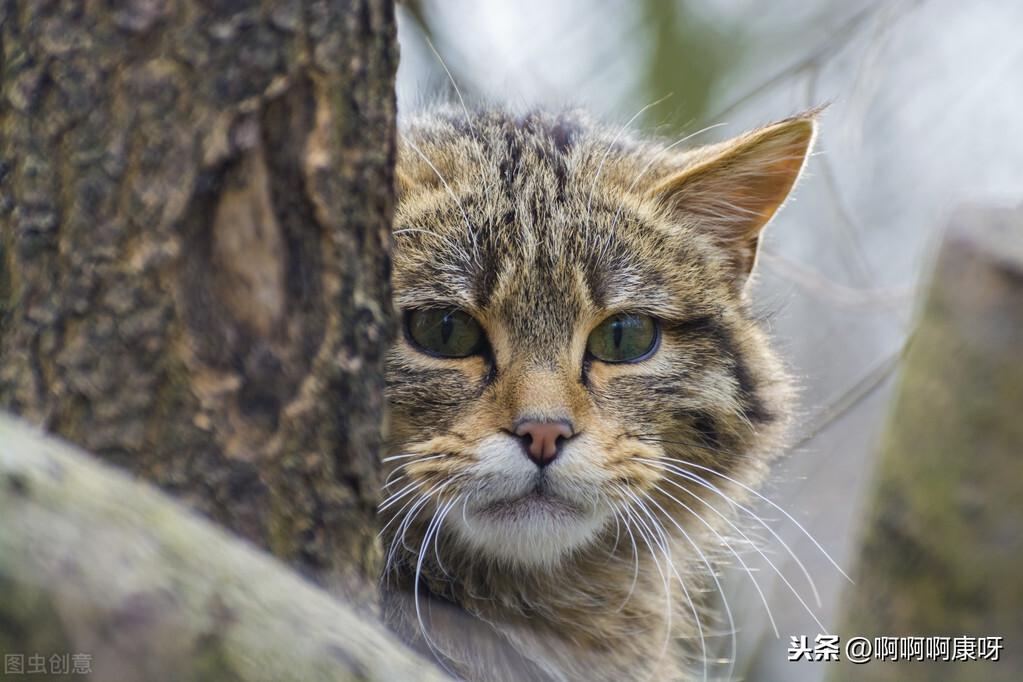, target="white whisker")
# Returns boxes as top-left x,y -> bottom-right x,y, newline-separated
620,486 -> 707,682
643,488 -> 736,682
610,499 -> 643,612
632,434 -> 850,596
433,494 -> 460,578
586,95 -> 674,222
414,492 -> 462,673
679,458 -> 852,583
378,479 -> 422,513
383,479 -> 452,574
606,121 -> 730,244
401,136 -> 482,270
638,456 -> 830,634
650,476 -> 779,638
